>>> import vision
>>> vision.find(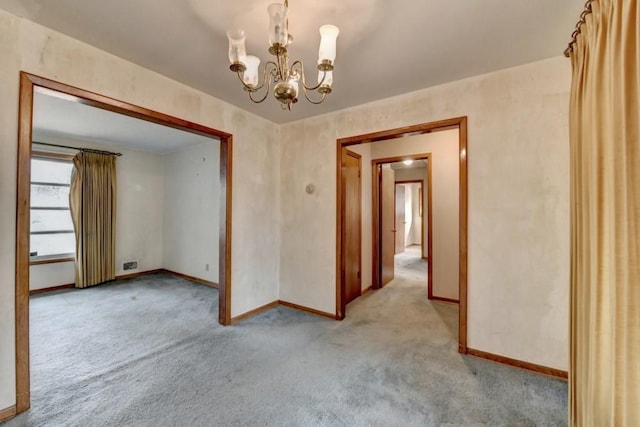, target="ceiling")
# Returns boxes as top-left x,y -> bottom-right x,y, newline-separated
2,0 -> 583,124
390,160 -> 428,170
33,89 -> 217,154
